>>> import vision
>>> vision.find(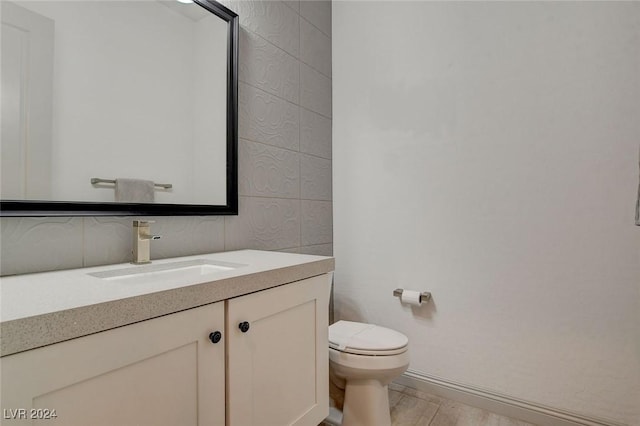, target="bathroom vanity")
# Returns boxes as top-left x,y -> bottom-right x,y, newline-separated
0,250 -> 333,426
